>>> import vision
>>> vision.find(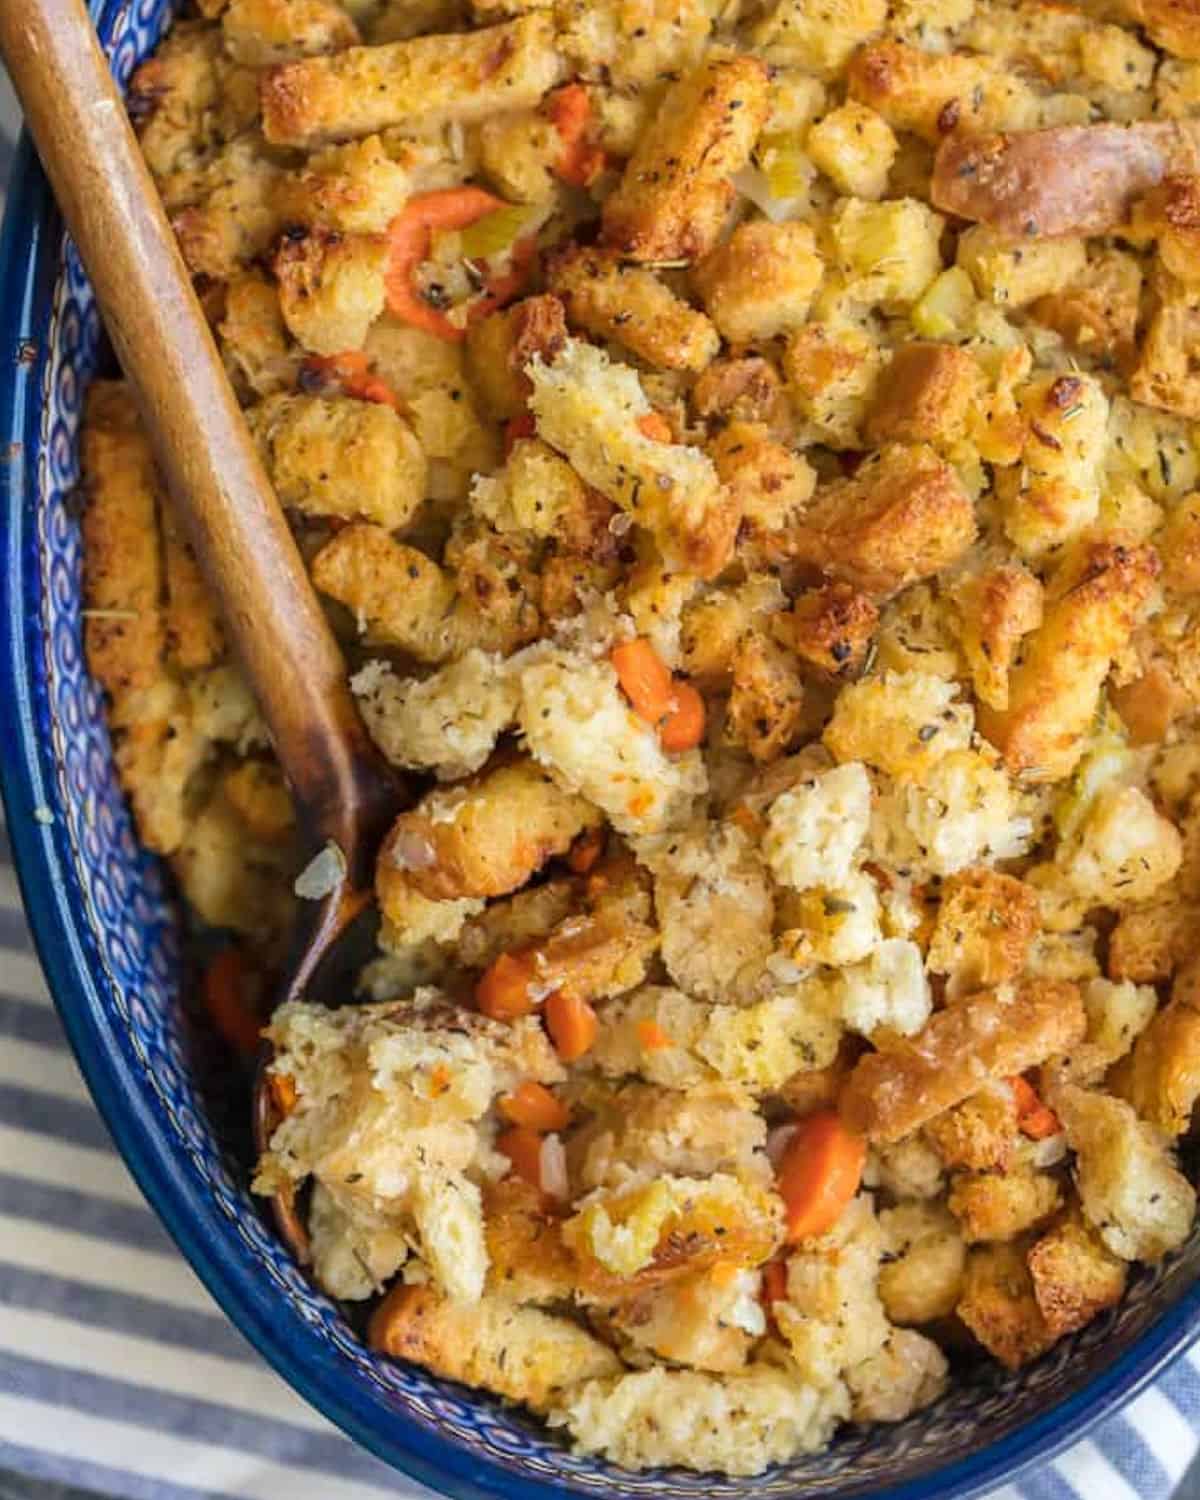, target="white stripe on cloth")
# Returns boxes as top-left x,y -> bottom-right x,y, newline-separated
1125,1387 -> 1197,1489
0,1125 -> 146,1204
0,1032 -> 94,1103
0,947 -> 53,1003
1053,1437 -> 1143,1500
